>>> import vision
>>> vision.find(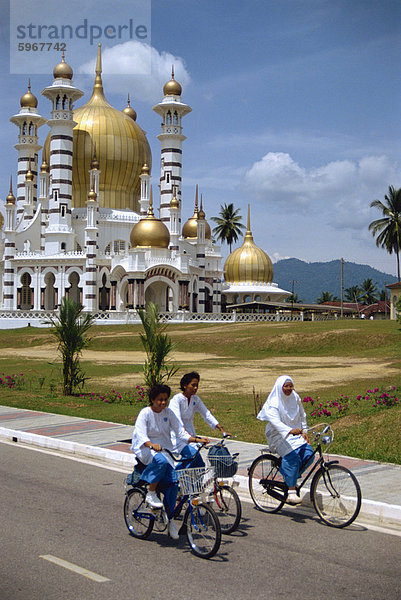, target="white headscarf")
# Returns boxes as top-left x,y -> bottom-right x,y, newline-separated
257,375 -> 306,456
257,375 -> 300,422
